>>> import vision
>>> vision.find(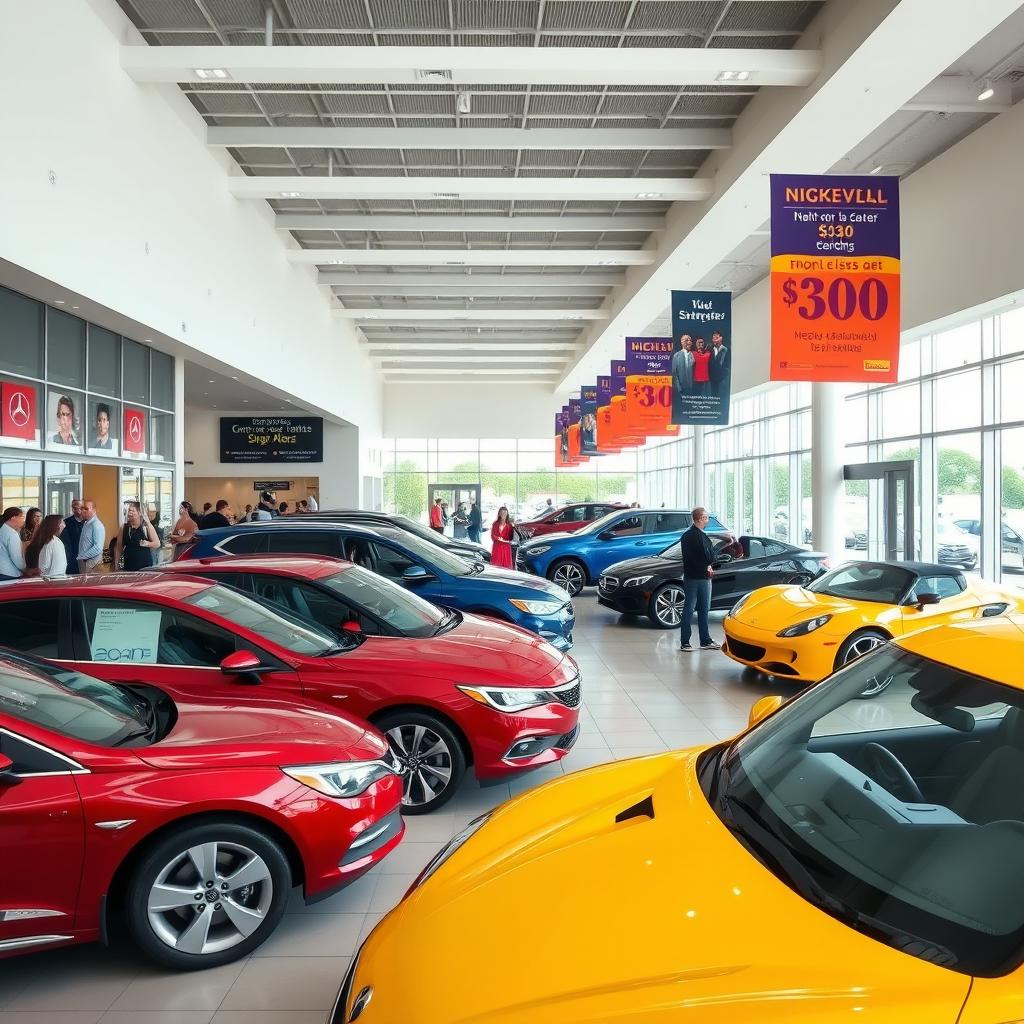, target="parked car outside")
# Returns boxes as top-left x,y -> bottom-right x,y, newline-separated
330,617 -> 1024,1023
516,508 -> 730,596
0,570 -> 580,813
0,648 -> 403,969
516,502 -> 628,541
182,521 -> 575,652
598,535 -> 829,627
954,515 -> 1024,572
935,520 -> 979,571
